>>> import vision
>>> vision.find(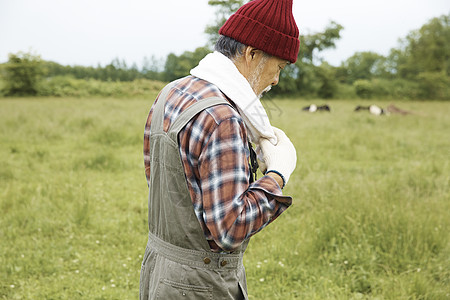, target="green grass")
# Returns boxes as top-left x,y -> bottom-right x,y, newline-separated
1,97 -> 449,299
